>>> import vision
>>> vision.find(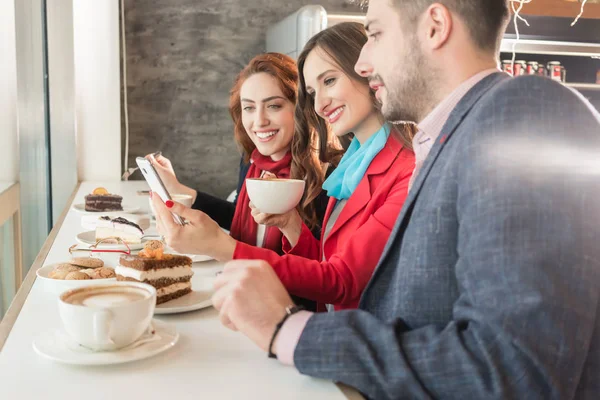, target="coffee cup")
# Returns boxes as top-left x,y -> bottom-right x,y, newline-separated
58,282 -> 156,351
148,193 -> 193,218
245,178 -> 305,214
